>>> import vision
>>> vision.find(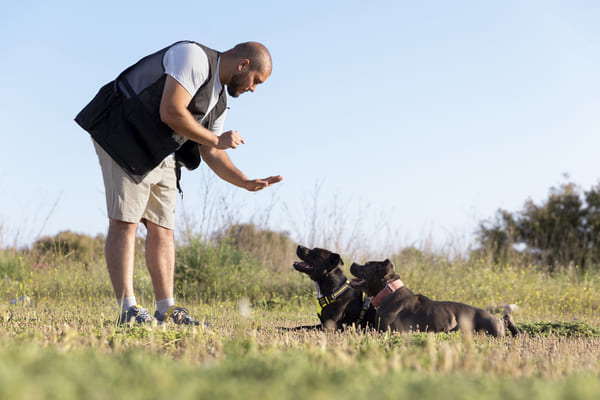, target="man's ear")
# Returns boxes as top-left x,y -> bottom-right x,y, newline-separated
238,58 -> 250,71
